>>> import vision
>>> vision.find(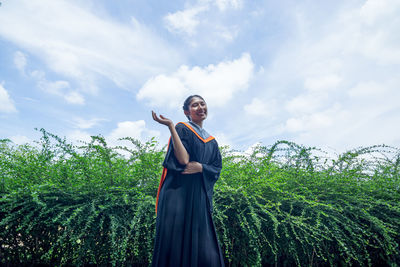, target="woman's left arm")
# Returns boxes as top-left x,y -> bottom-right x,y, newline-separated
182,144 -> 222,176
